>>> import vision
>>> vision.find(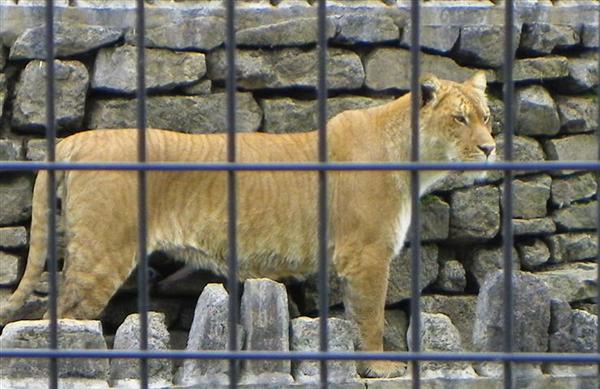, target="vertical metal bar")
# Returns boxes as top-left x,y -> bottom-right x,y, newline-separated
317,1 -> 329,388
44,1 -> 58,388
135,1 -> 149,388
596,5 -> 600,379
502,1 -> 515,388
409,1 -> 421,388
225,1 -> 239,388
